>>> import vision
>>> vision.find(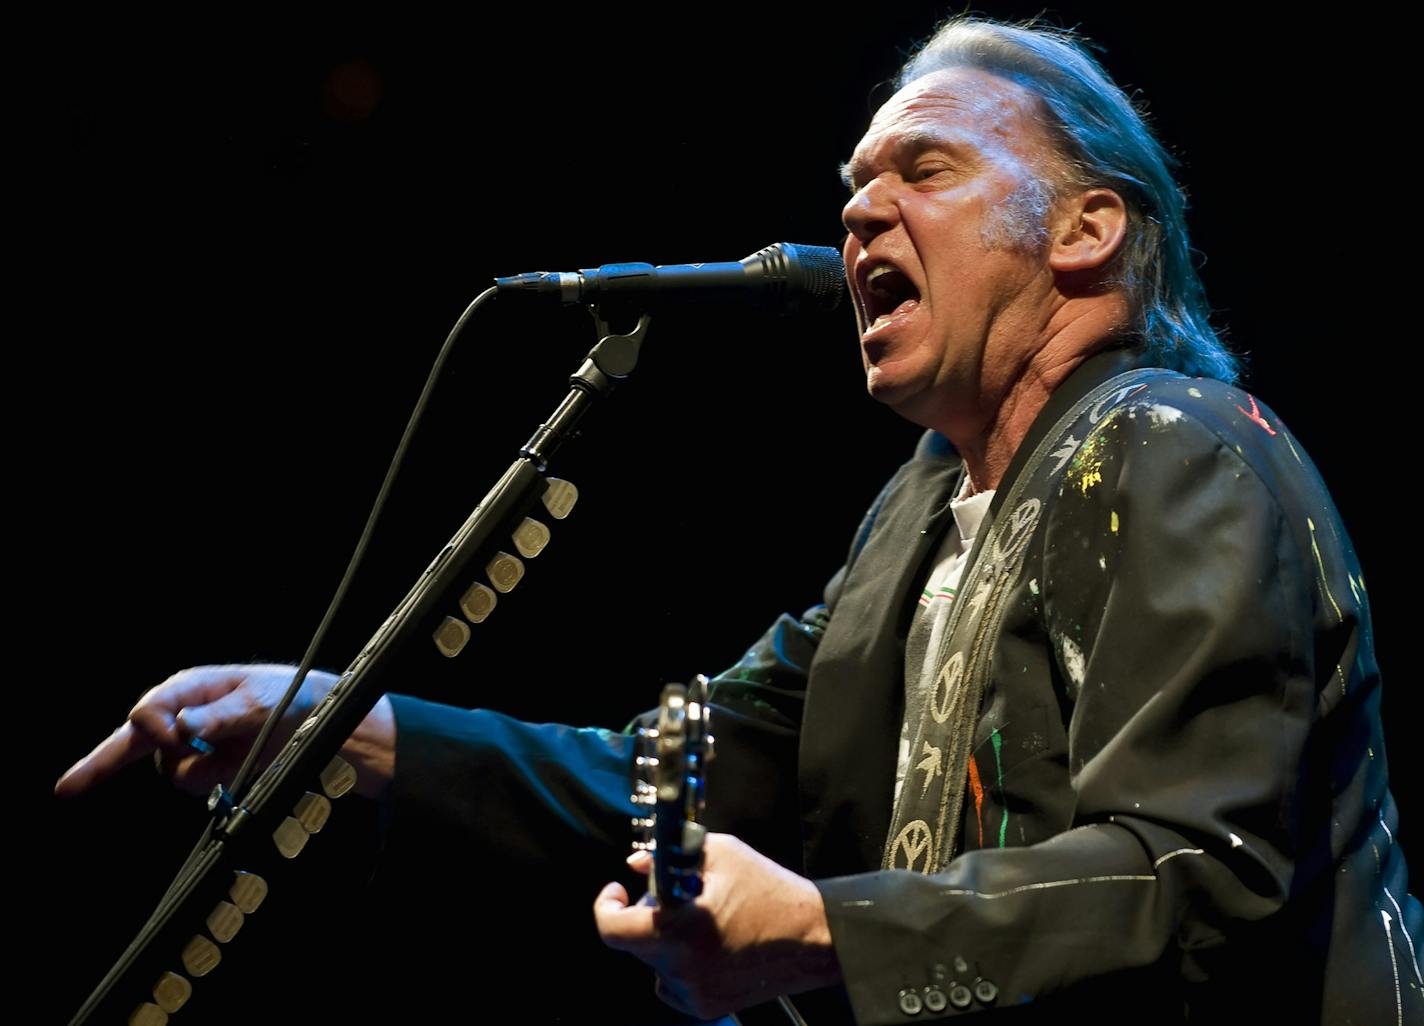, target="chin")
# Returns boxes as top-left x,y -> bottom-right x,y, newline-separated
865,374 -> 927,422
